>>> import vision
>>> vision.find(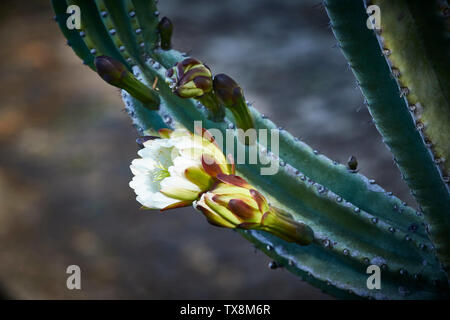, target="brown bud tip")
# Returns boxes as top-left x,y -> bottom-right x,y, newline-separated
94,55 -> 127,86
213,74 -> 244,108
347,155 -> 358,171
158,17 -> 173,50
